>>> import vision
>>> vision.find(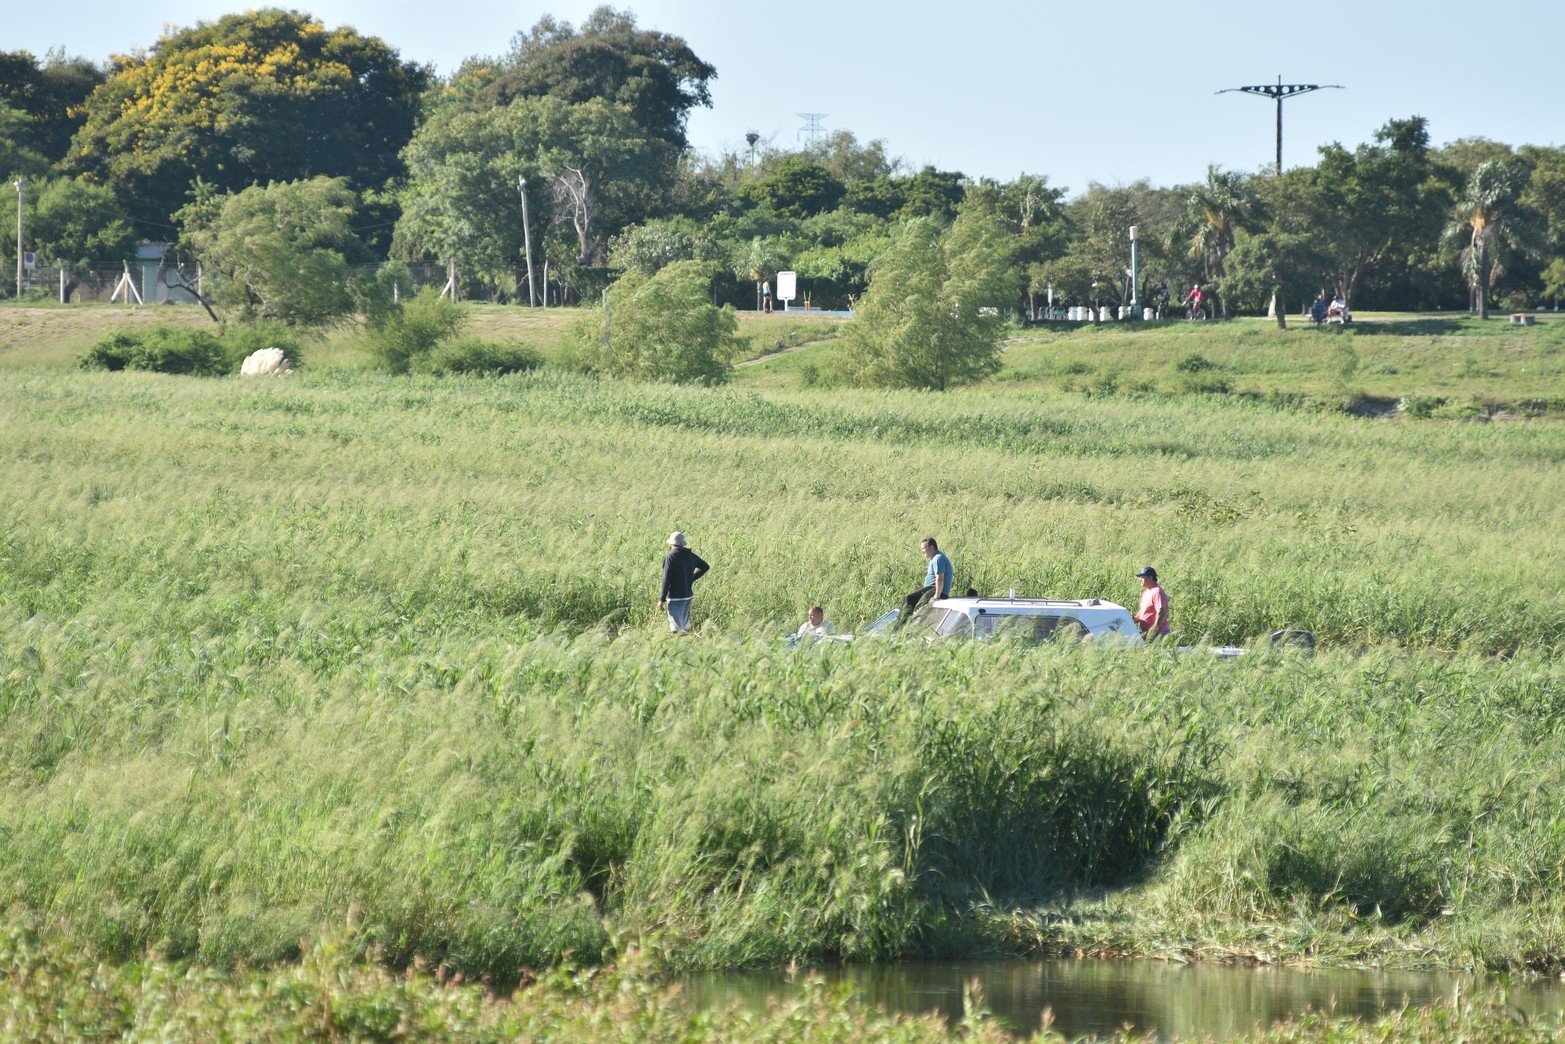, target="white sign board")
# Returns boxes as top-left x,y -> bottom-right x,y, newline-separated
775,271 -> 797,302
